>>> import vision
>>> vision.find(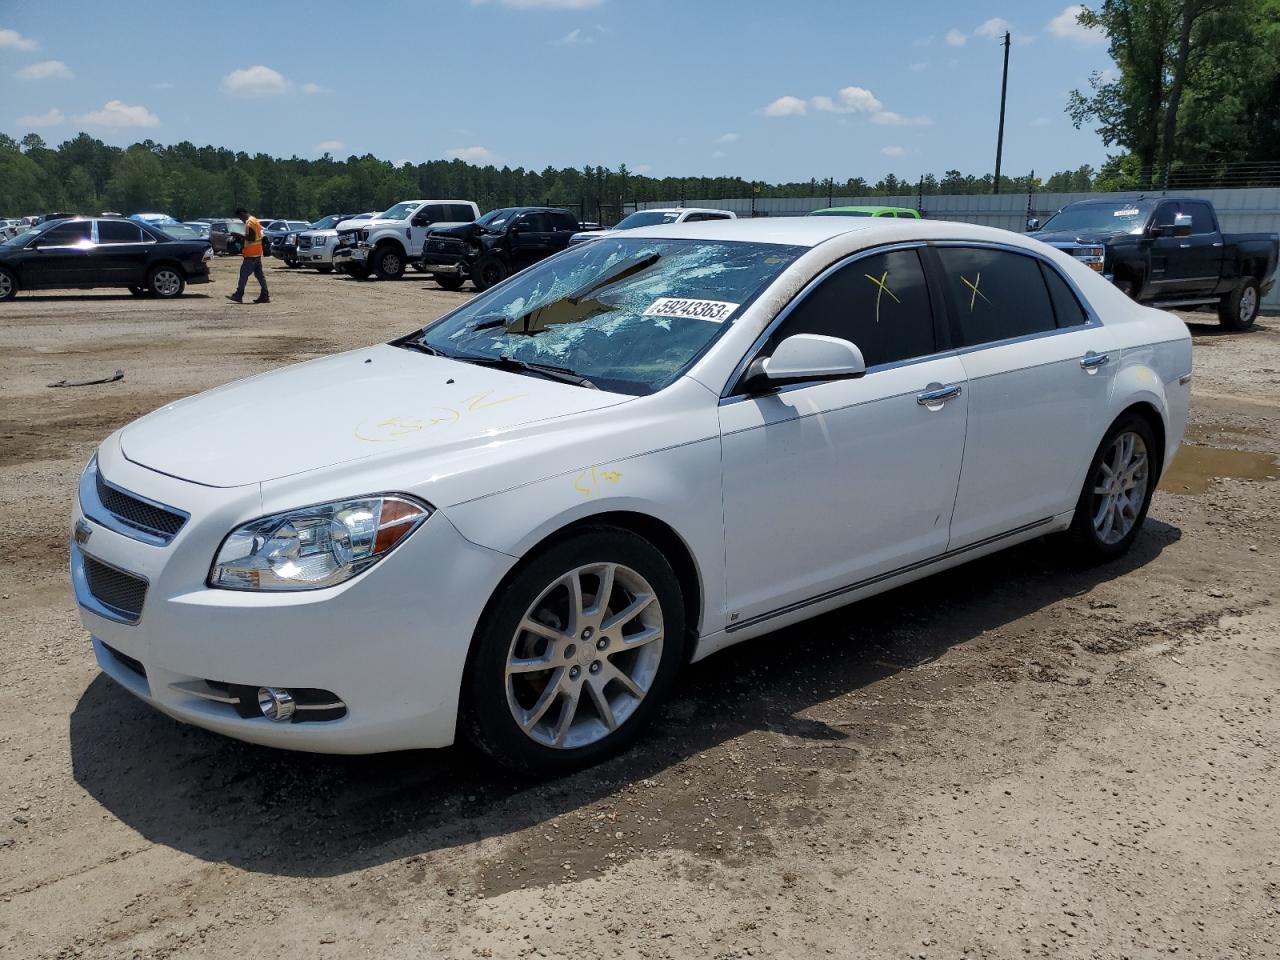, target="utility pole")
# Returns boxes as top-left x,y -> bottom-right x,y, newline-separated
993,30 -> 1010,194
